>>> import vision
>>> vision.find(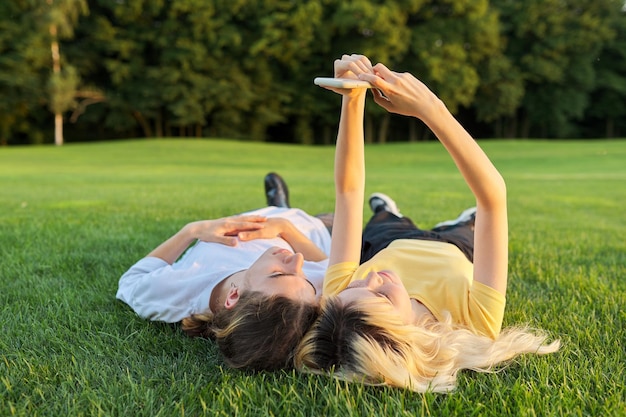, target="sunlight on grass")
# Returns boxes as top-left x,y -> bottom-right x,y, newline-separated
1,138 -> 625,416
